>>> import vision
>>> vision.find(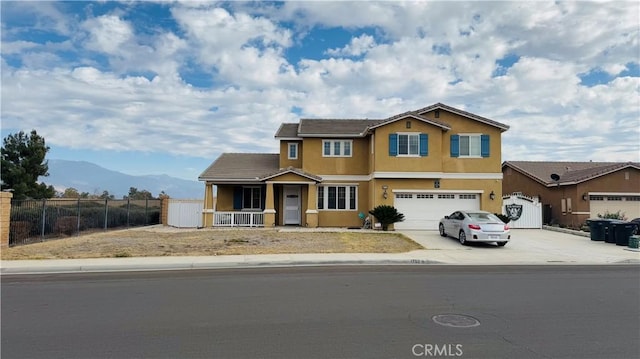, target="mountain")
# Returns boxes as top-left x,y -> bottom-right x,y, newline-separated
42,159 -> 203,199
